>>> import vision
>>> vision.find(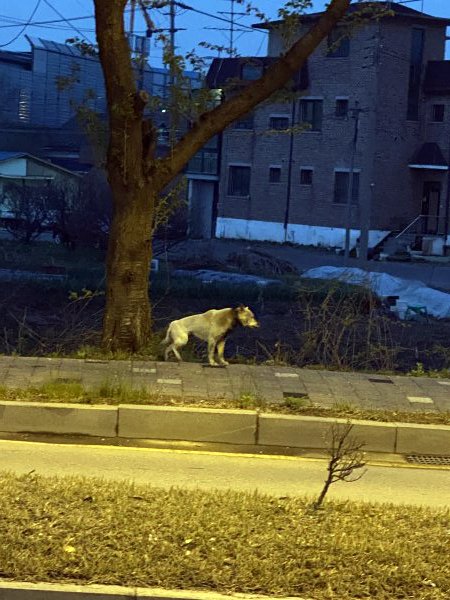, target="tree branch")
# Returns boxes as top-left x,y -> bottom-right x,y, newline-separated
156,0 -> 350,187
